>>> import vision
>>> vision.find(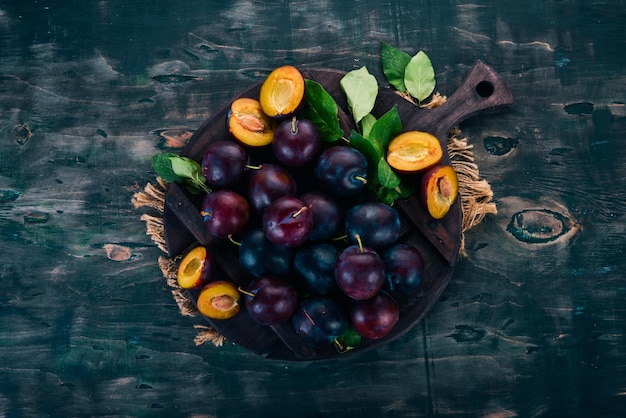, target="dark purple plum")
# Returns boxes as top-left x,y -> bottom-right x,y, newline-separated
314,146 -> 368,197
382,243 -> 425,293
248,164 -> 297,214
238,229 -> 293,277
294,243 -> 339,294
201,190 -> 250,239
300,191 -> 343,240
262,196 -> 313,248
334,243 -> 385,300
273,117 -> 322,167
345,202 -> 401,249
201,140 -> 249,188
350,291 -> 399,339
291,296 -> 348,347
243,276 -> 298,326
